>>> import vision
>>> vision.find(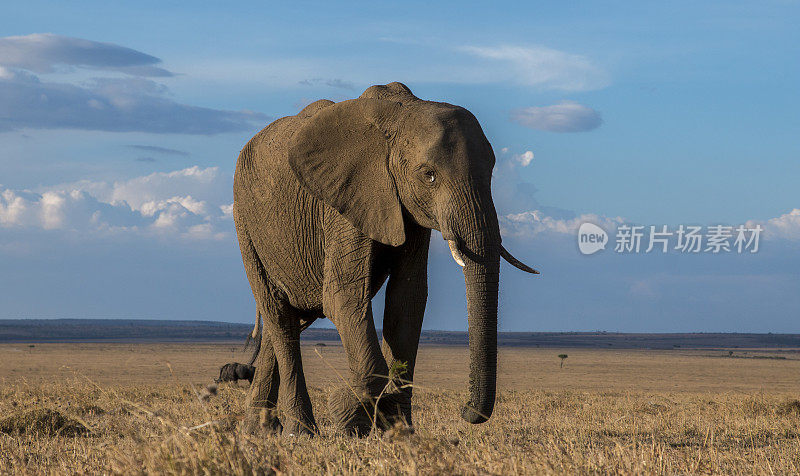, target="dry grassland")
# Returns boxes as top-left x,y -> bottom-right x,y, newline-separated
1,343 -> 799,474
